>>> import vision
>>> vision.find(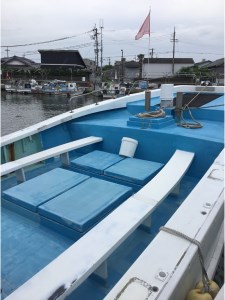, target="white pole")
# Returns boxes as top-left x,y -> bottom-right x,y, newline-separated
148,8 -> 151,78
